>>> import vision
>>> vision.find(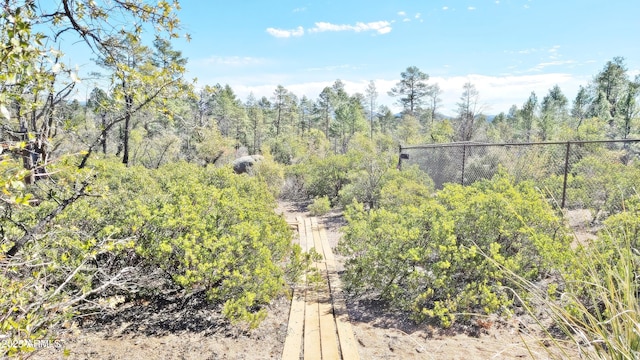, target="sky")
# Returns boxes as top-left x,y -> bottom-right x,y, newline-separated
71,0 -> 640,115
